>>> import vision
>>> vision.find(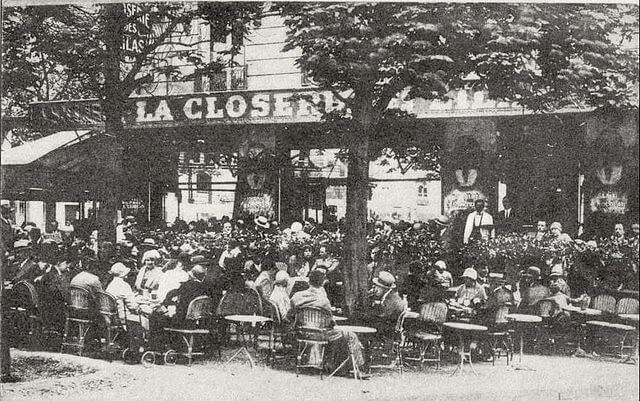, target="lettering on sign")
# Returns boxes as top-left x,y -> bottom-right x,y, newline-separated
240,193 -> 274,218
132,91 -> 346,124
590,191 -> 628,214
444,189 -> 486,214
